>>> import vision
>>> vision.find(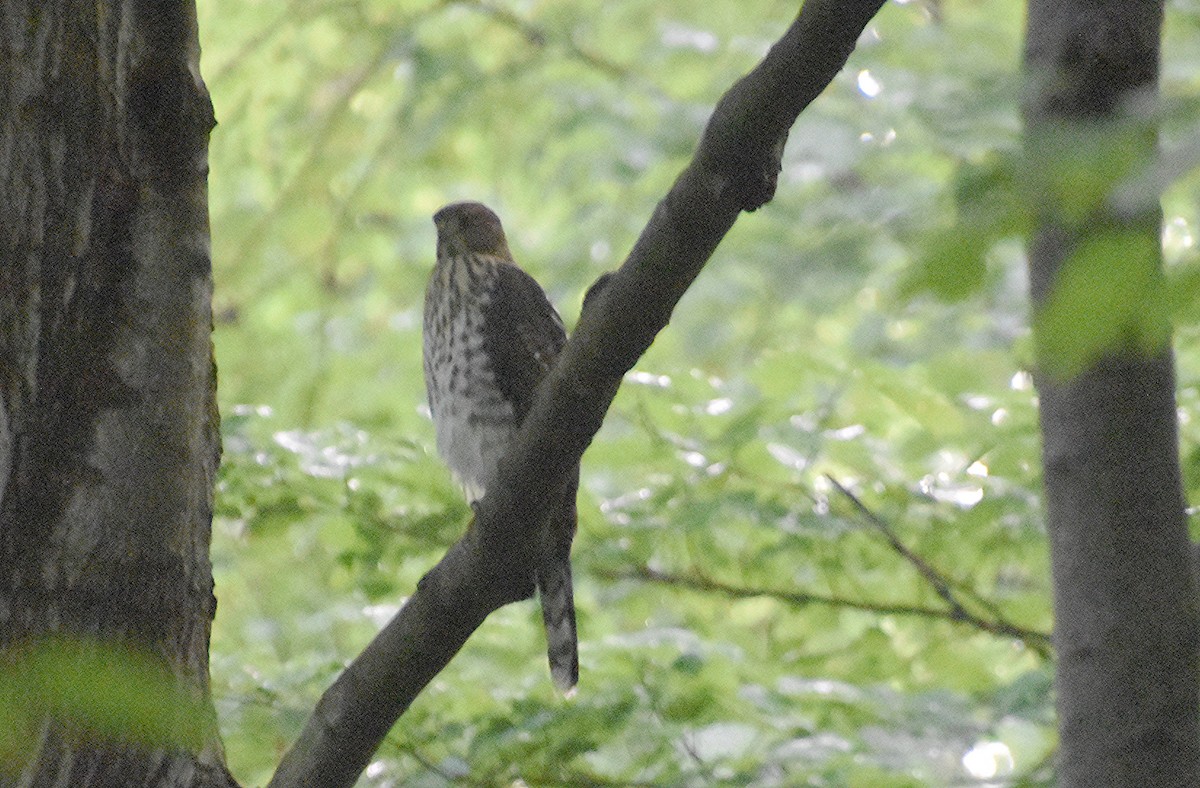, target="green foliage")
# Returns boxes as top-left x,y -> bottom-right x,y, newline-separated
197,0 -> 1200,785
899,153 -> 1027,302
1034,232 -> 1172,379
